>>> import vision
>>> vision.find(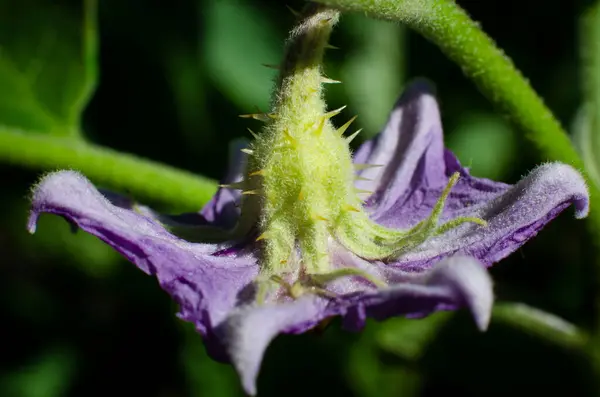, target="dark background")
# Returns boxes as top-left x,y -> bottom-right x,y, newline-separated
1,0 -> 597,396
